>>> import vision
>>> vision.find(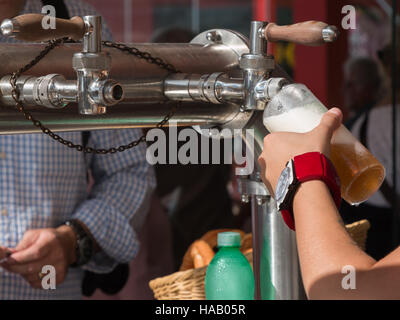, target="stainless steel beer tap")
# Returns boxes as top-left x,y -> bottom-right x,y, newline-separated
72,16 -> 123,115
239,21 -> 275,111
0,14 -> 124,114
